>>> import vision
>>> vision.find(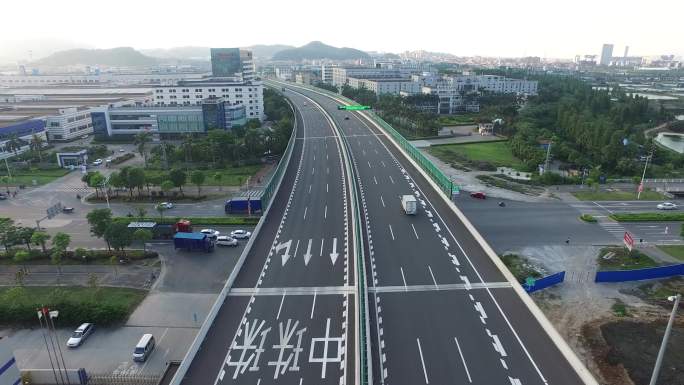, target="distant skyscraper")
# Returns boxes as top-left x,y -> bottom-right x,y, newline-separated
623,46 -> 629,57
210,48 -> 242,77
600,44 -> 614,66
